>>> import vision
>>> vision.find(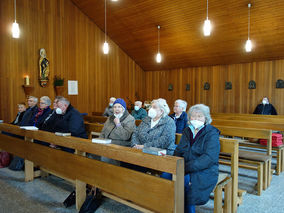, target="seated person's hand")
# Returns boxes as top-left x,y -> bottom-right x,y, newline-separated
114,117 -> 120,125
133,144 -> 144,149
